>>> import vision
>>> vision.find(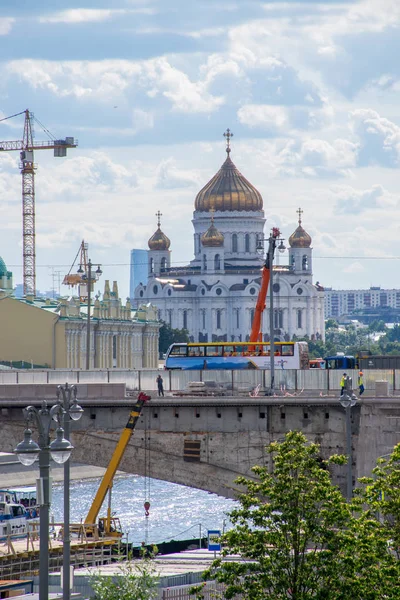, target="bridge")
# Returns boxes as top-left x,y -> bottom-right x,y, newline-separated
1,380 -> 400,498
